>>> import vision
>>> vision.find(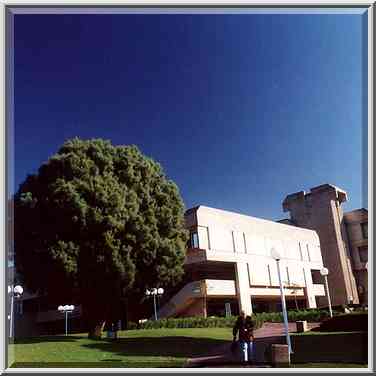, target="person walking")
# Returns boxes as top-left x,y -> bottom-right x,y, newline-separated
232,311 -> 255,364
